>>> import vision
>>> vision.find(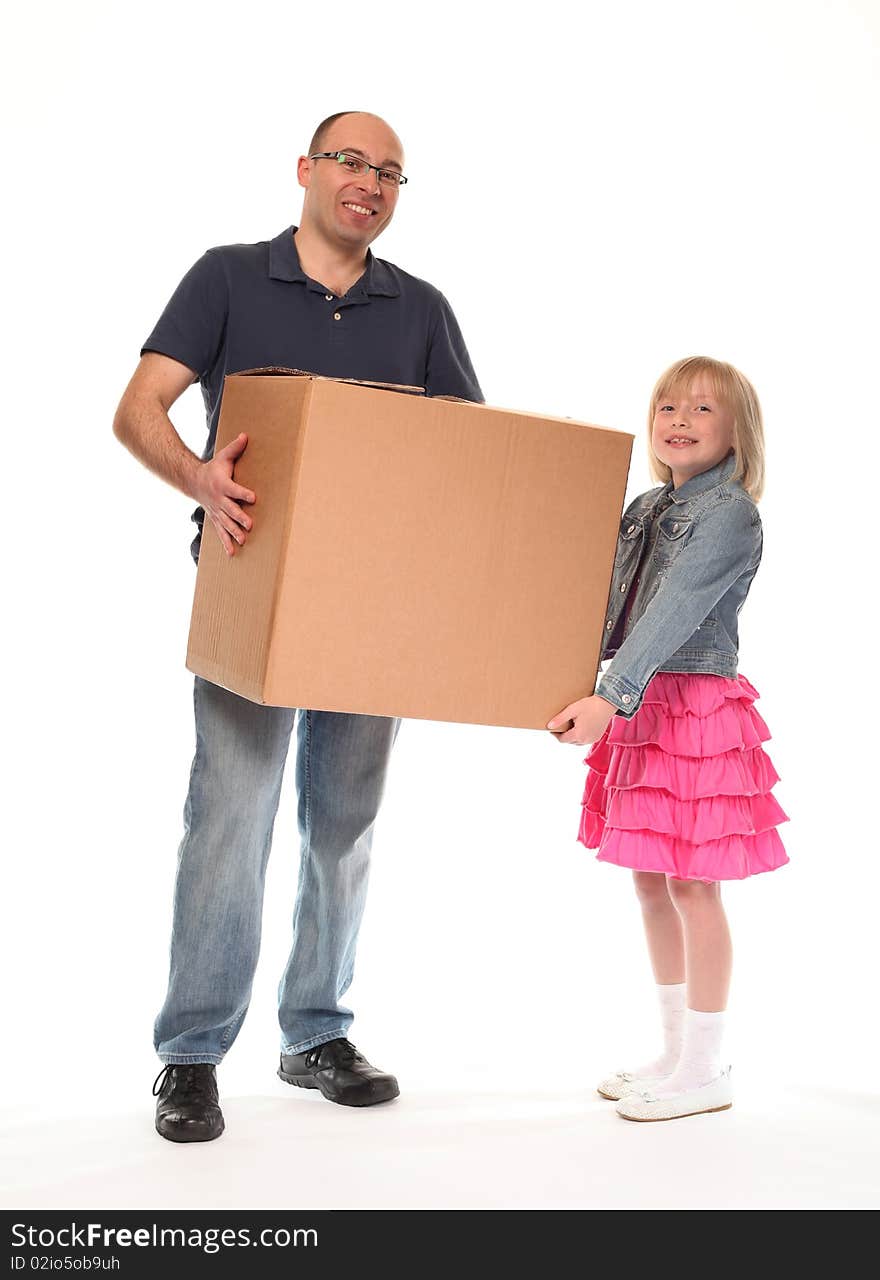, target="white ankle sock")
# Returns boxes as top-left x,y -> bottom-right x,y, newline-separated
631,982 -> 687,1077
653,1008 -> 725,1097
